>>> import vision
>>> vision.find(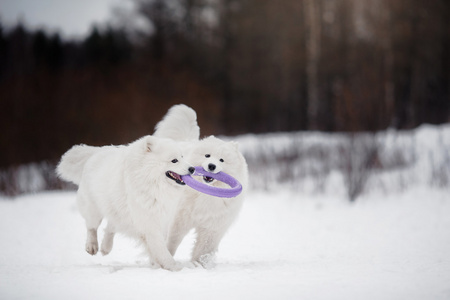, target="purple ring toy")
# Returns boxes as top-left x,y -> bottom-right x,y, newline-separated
181,166 -> 242,198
